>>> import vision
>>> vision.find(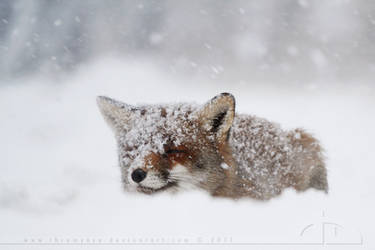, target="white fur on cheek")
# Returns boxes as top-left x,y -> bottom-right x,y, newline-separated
137,170 -> 167,189
169,164 -> 203,190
